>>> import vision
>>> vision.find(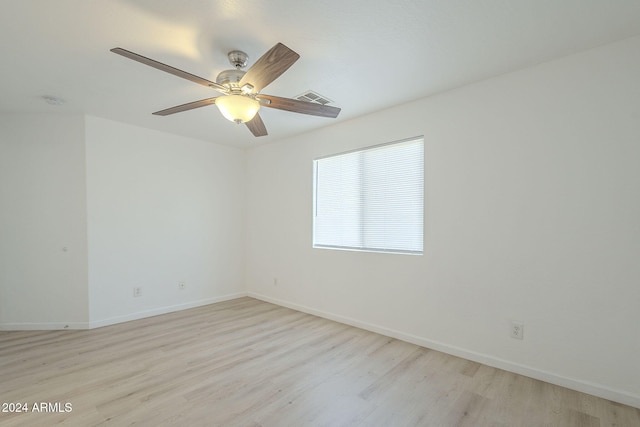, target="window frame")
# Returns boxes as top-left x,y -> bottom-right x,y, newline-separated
312,136 -> 424,255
